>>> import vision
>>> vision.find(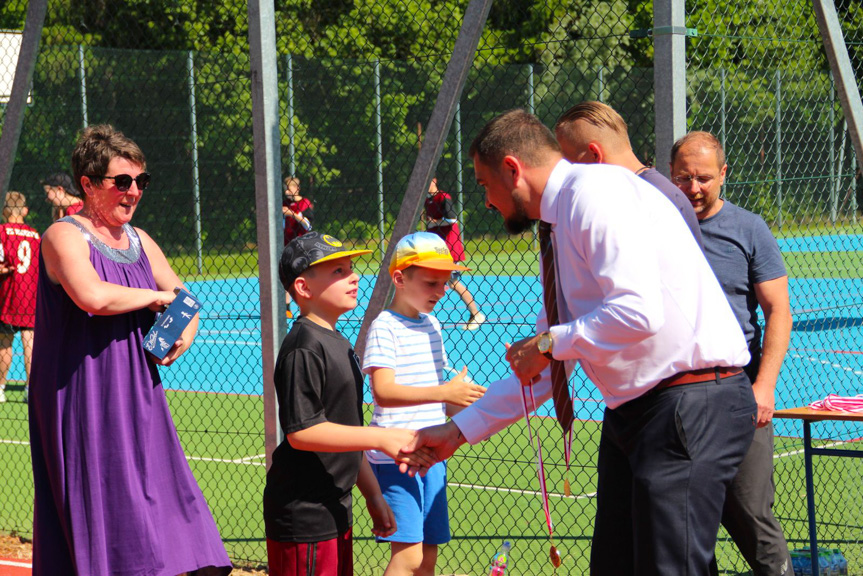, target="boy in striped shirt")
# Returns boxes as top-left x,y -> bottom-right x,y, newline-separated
363,232 -> 487,576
